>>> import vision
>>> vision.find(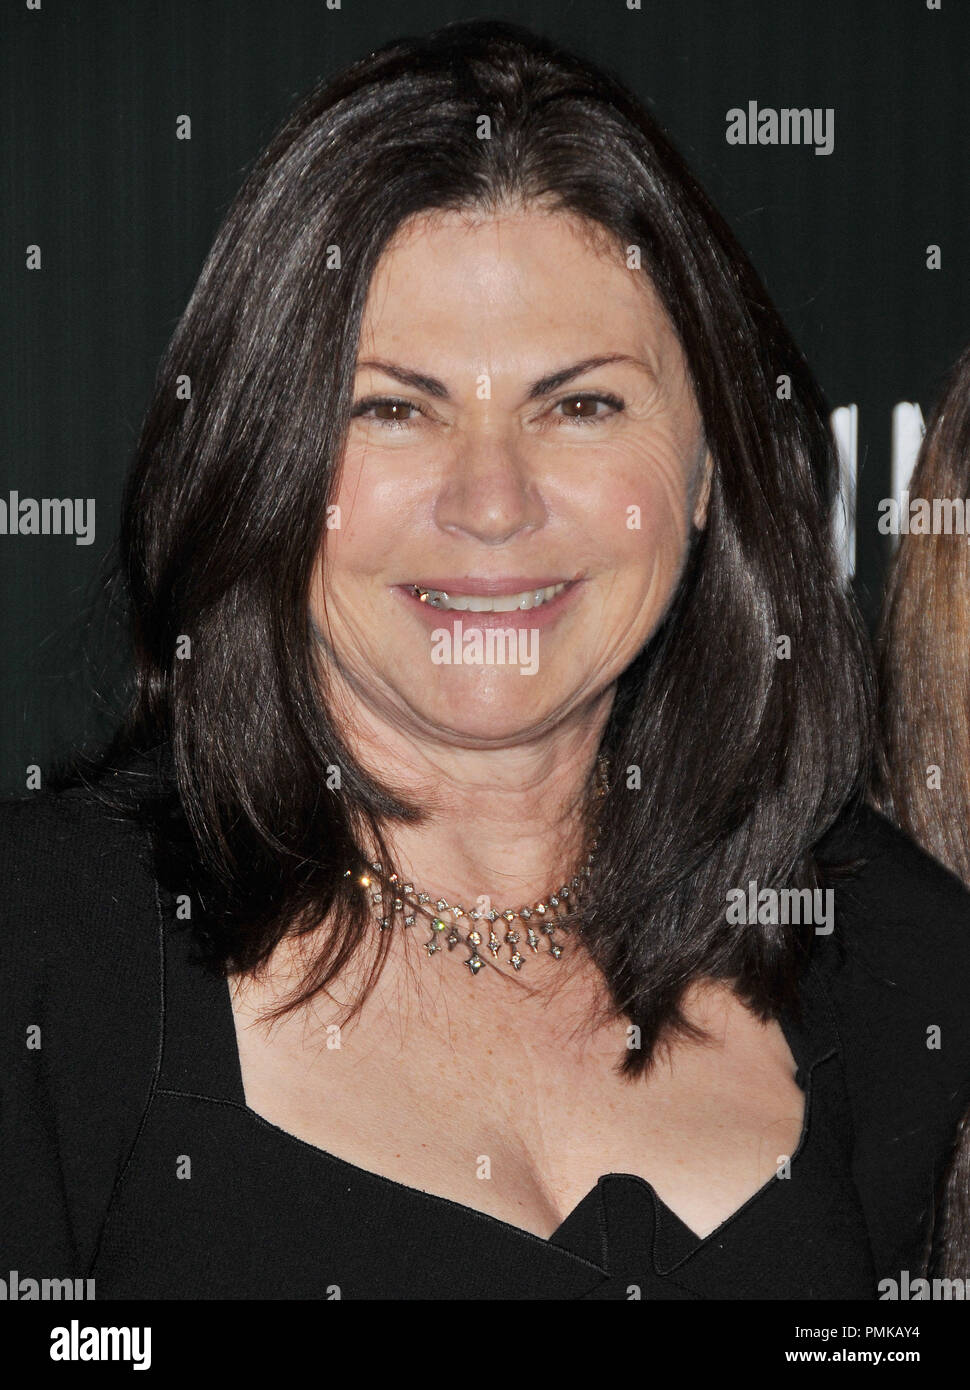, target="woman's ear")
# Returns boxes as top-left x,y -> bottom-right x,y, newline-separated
692,449 -> 713,529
